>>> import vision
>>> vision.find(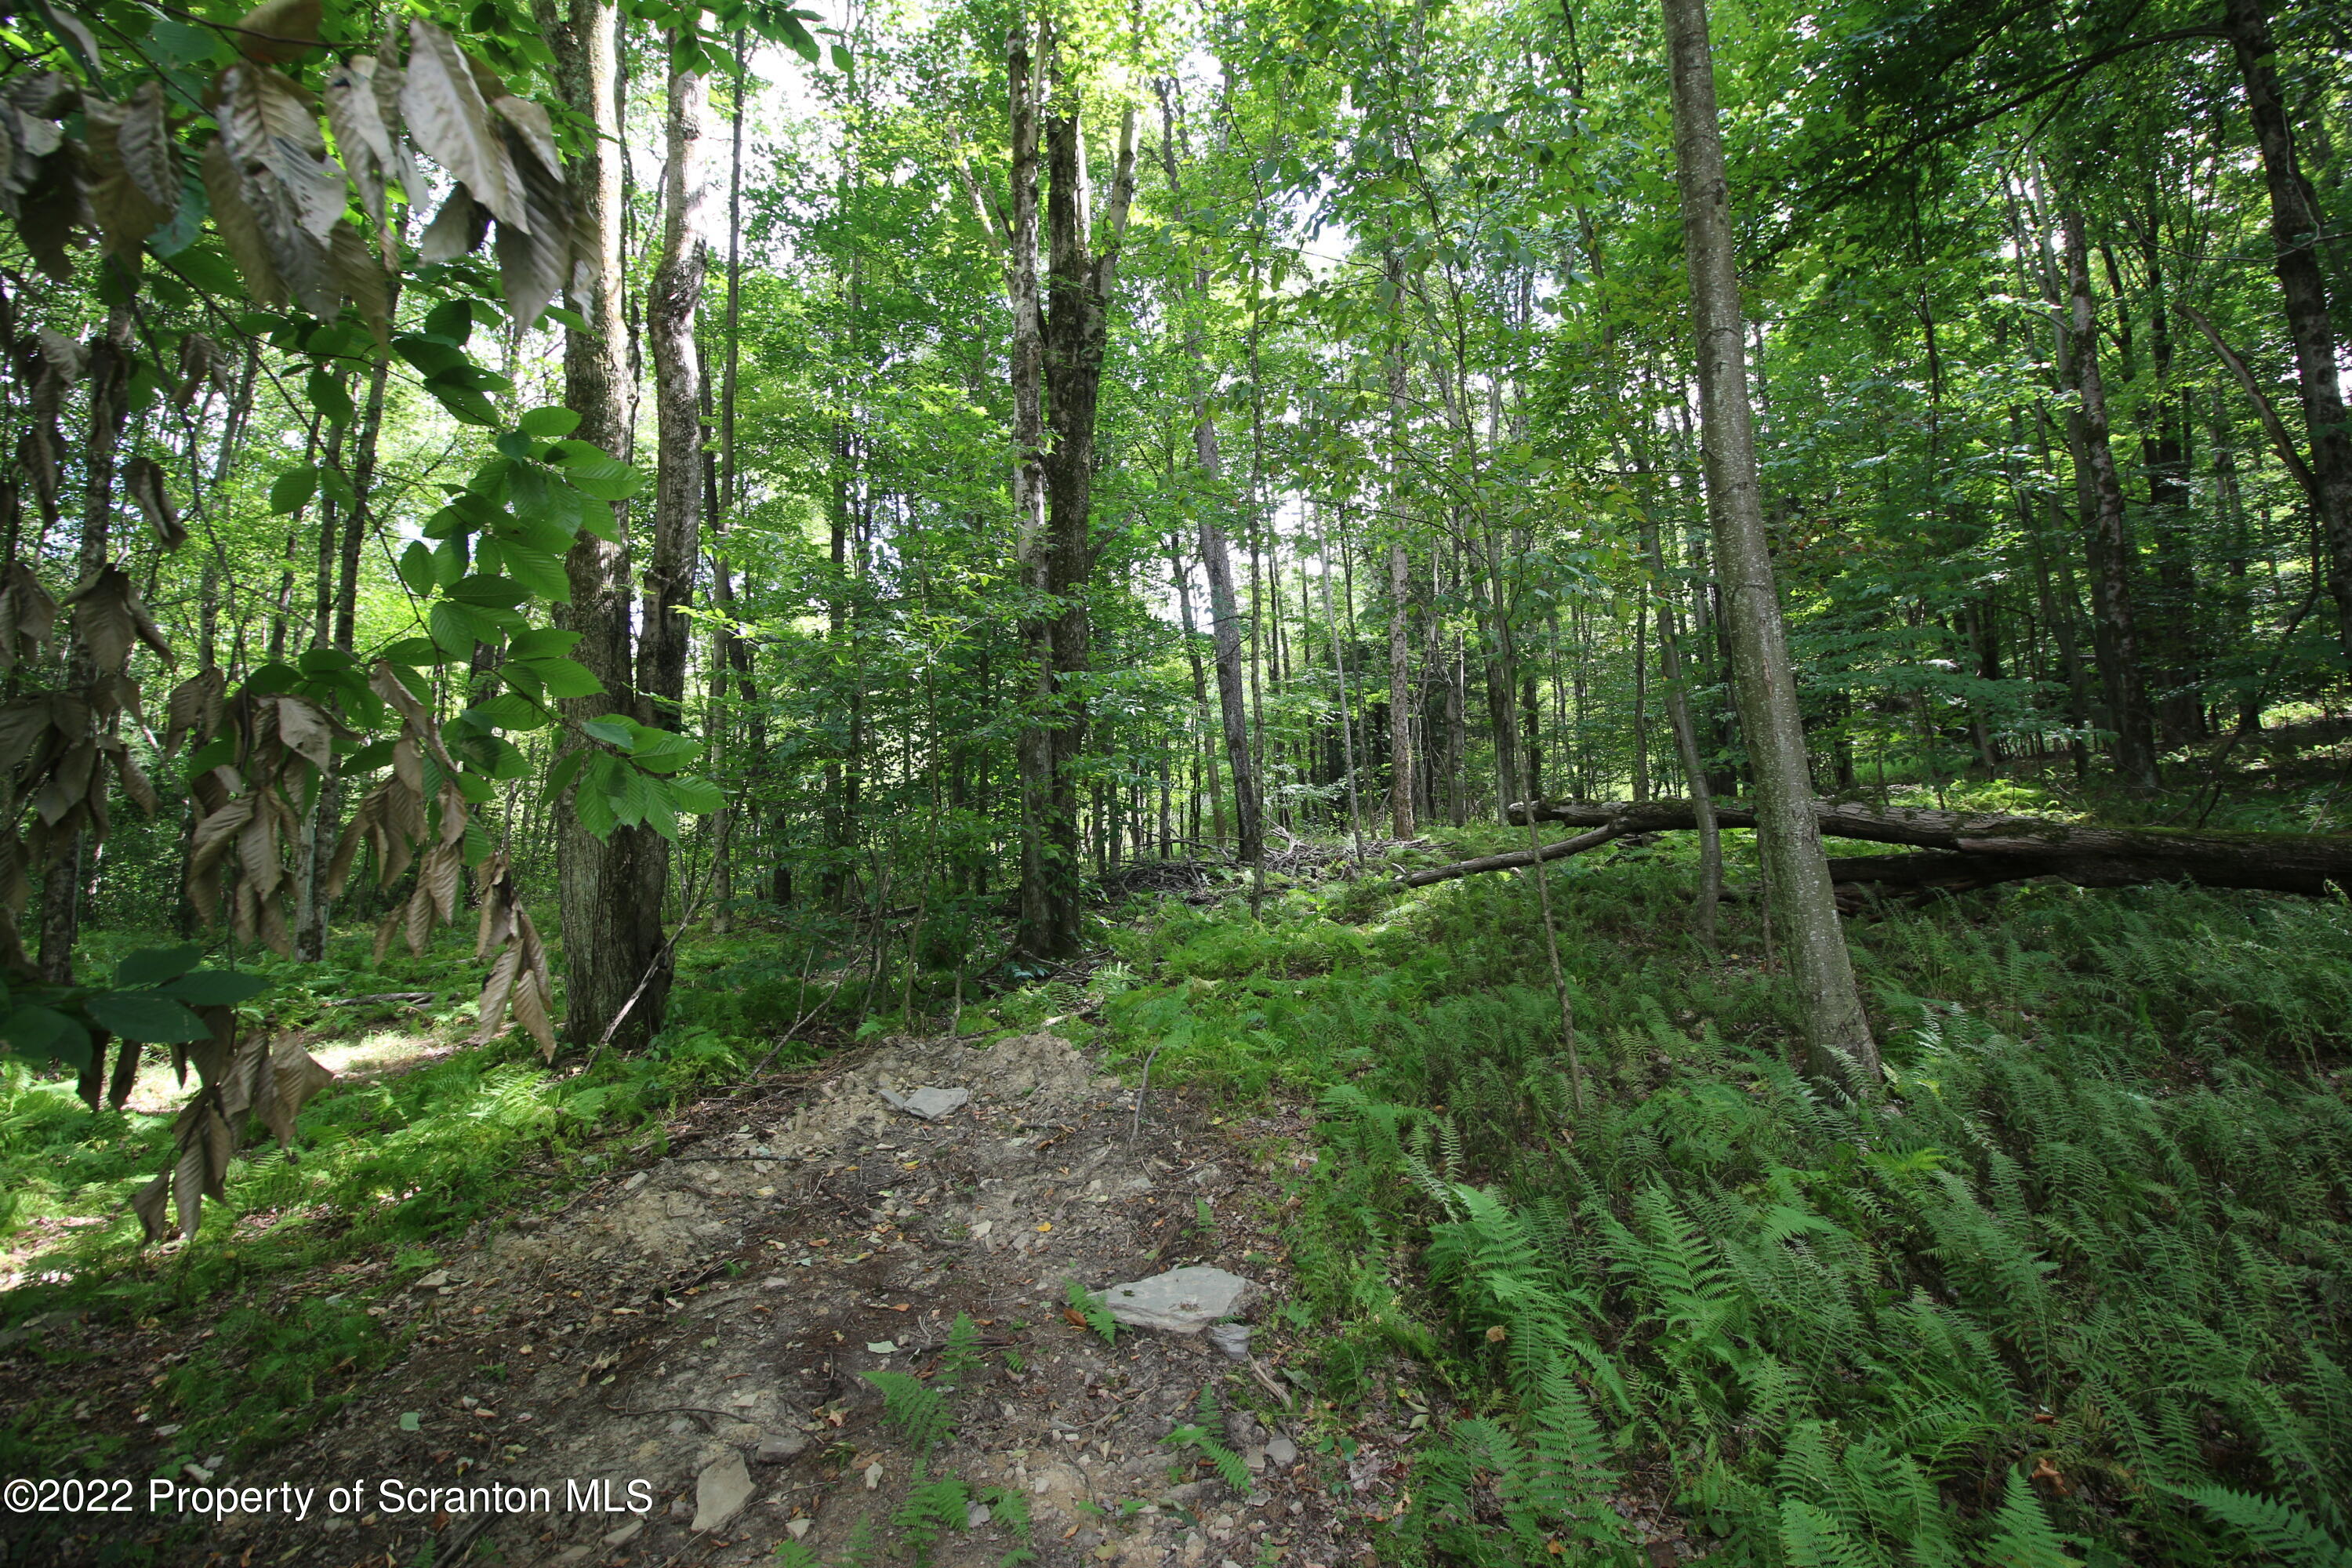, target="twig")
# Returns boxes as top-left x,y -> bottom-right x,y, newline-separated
1129,1042 -> 1166,1145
